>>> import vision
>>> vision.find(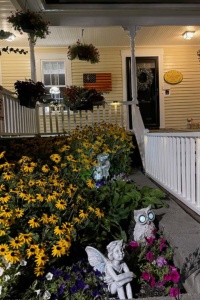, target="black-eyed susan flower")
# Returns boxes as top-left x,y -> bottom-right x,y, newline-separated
0,151 -> 6,159
79,210 -> 88,219
27,245 -> 37,258
55,199 -> 67,210
95,208 -> 104,218
88,206 -> 95,212
2,171 -> 14,180
0,244 -> 9,255
41,164 -> 50,173
50,154 -> 61,163
36,193 -> 44,202
0,184 -> 5,192
34,265 -> 45,277
73,217 -> 81,223
52,244 -> 65,257
1,208 -> 13,218
14,208 -> 24,218
0,194 -> 11,204
28,217 -> 40,228
0,230 -> 6,236
49,214 -> 58,224
19,233 -> 32,245
5,250 -> 21,264
54,225 -> 65,236
59,145 -> 70,152
40,214 -> 49,224
10,237 -> 24,249
86,179 -> 95,189
35,252 -> 49,266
